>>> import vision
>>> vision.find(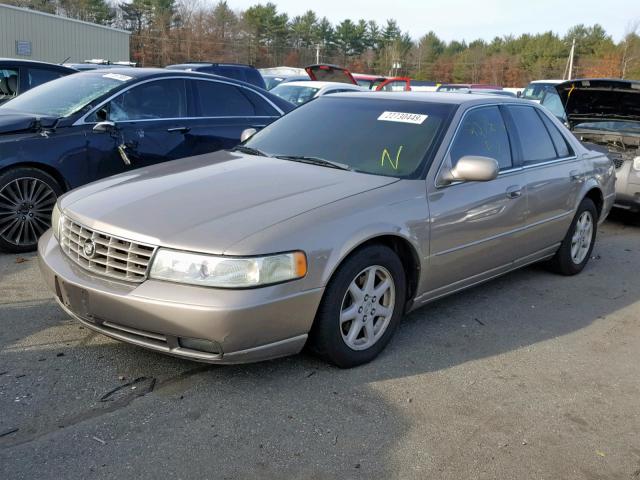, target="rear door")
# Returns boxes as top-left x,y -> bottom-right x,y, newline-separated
425,105 -> 529,296
504,105 -> 580,256
184,78 -> 282,155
